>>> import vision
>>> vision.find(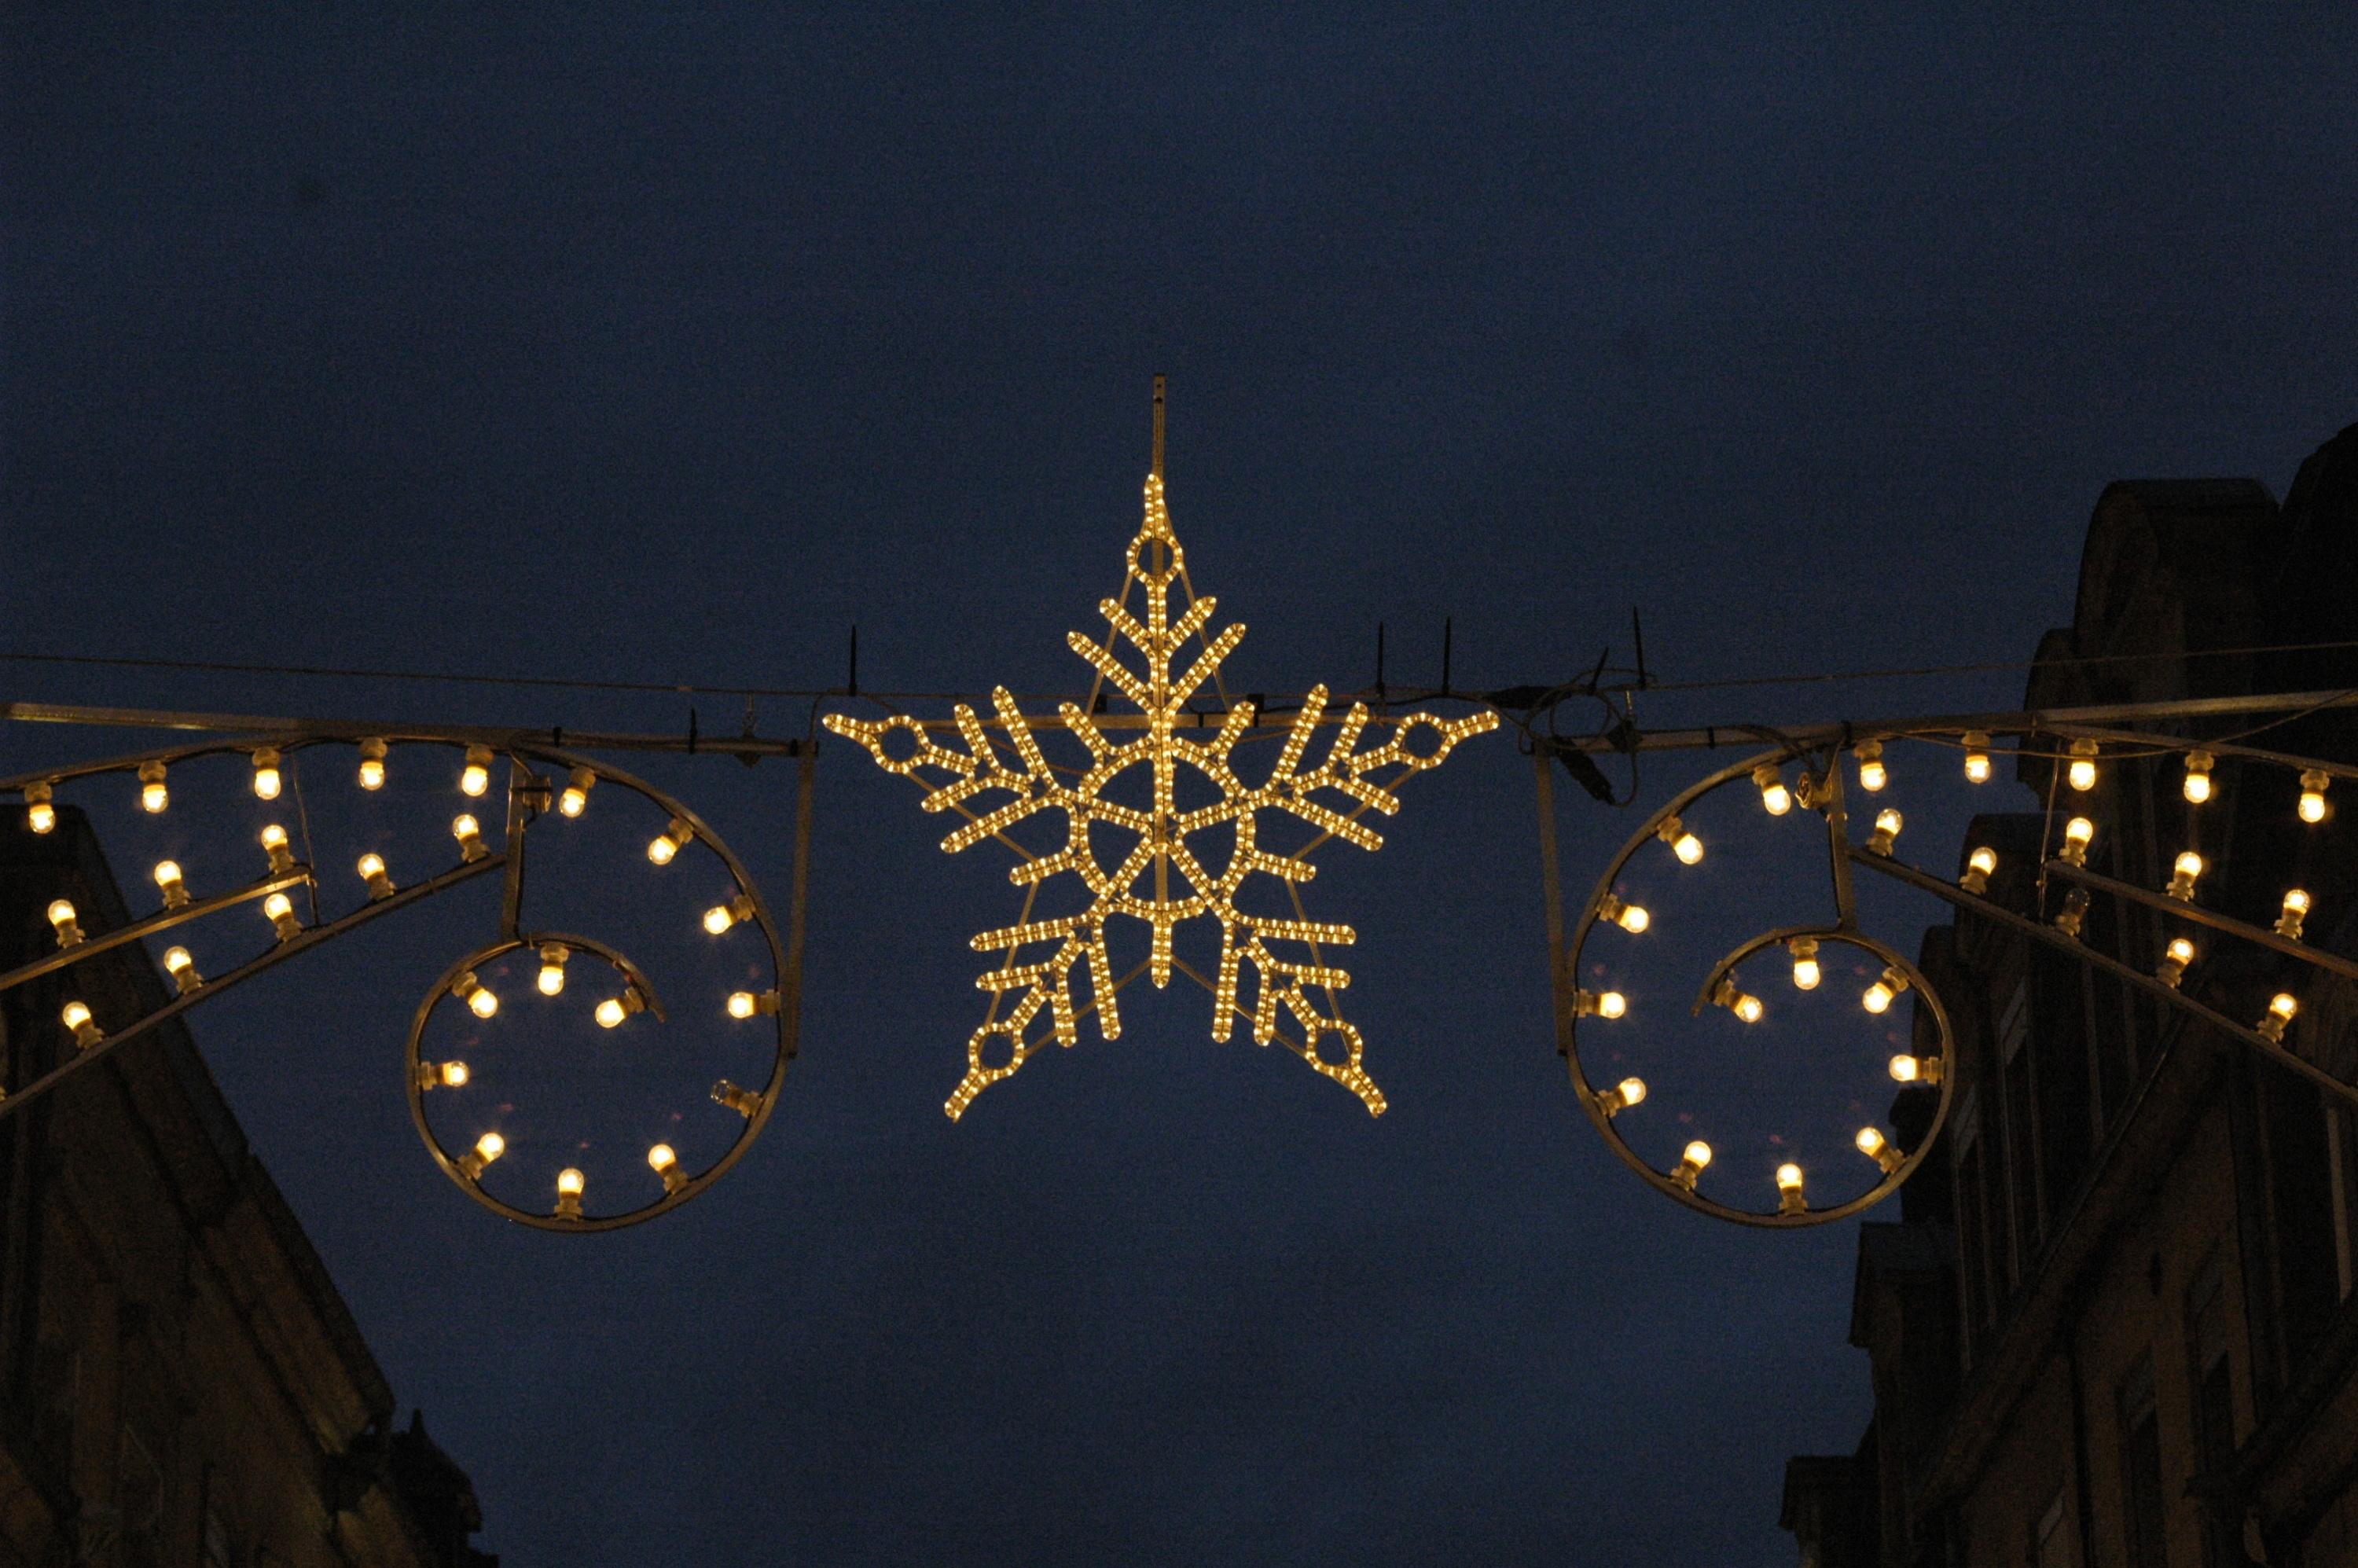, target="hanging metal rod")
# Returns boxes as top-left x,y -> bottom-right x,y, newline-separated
1,700 -> 808,757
